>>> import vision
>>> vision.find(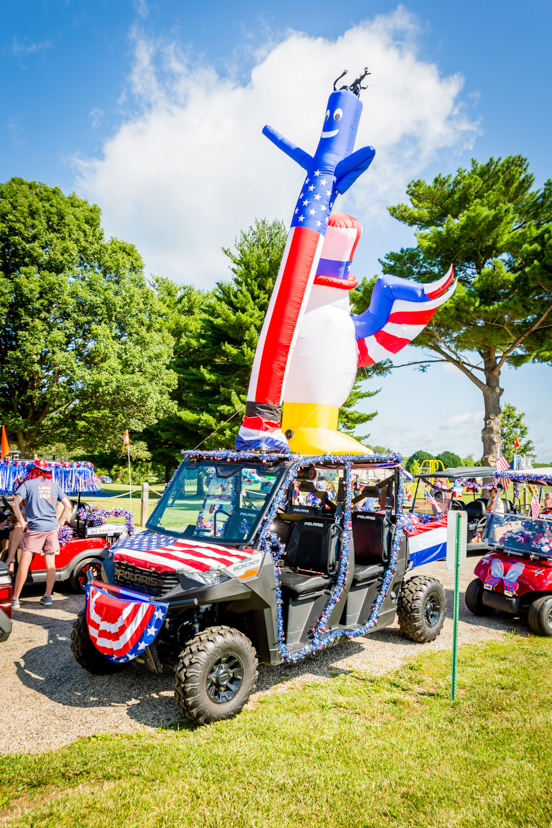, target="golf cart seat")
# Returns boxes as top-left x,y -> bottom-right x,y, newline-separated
463,499 -> 487,519
351,512 -> 386,584
68,499 -> 91,537
279,517 -> 335,597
